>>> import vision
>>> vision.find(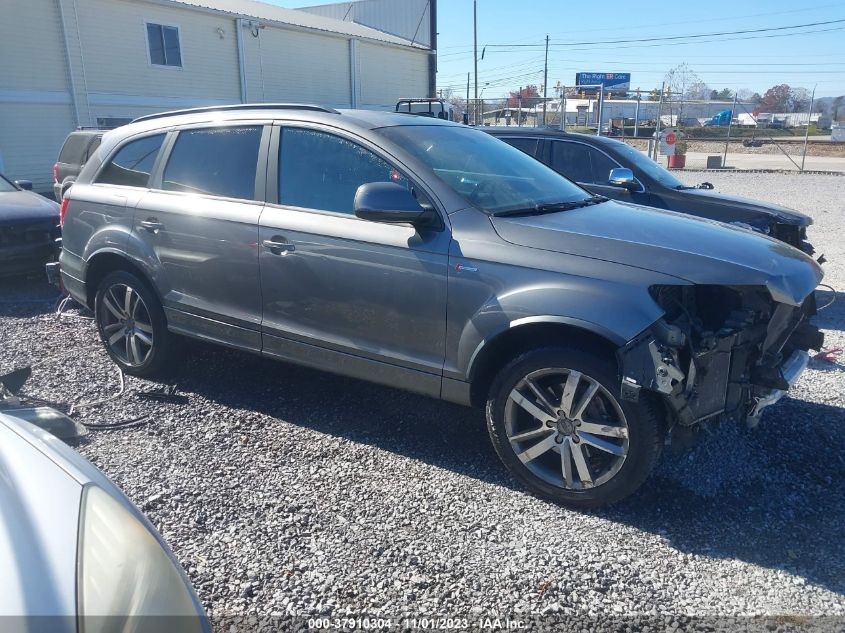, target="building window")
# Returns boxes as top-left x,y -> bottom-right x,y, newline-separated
146,23 -> 182,67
